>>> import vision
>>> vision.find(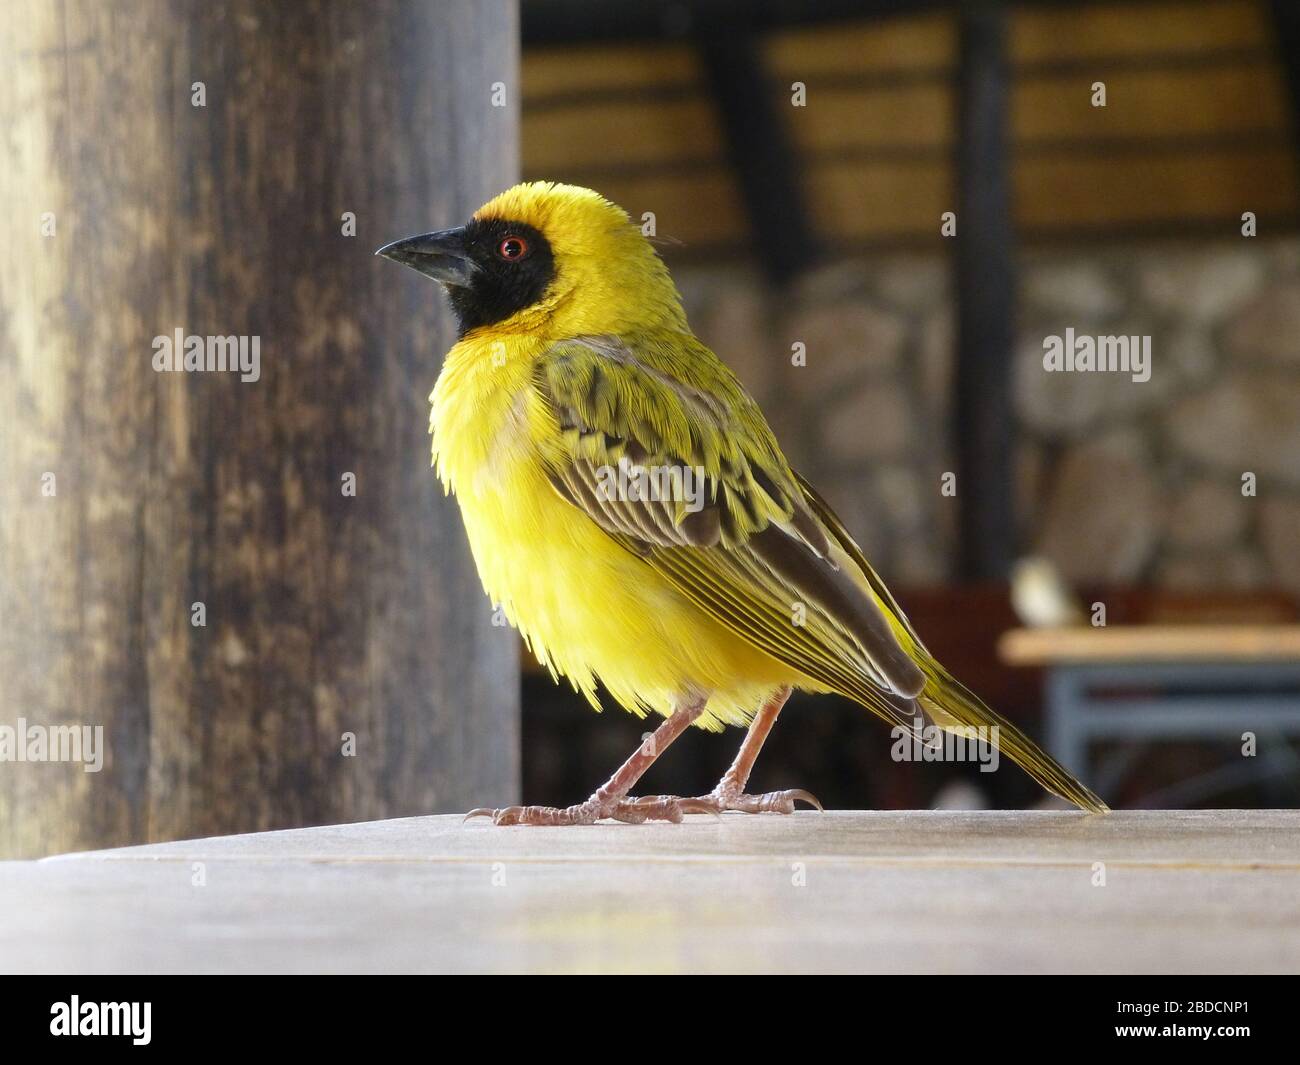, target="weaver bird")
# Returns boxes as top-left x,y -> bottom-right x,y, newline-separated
377,182 -> 1107,824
